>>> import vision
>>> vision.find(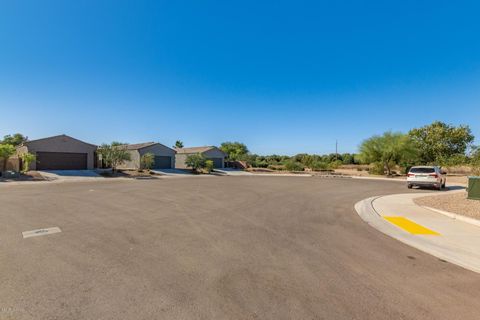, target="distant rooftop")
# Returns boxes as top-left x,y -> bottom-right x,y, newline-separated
175,146 -> 217,154
125,142 -> 157,150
